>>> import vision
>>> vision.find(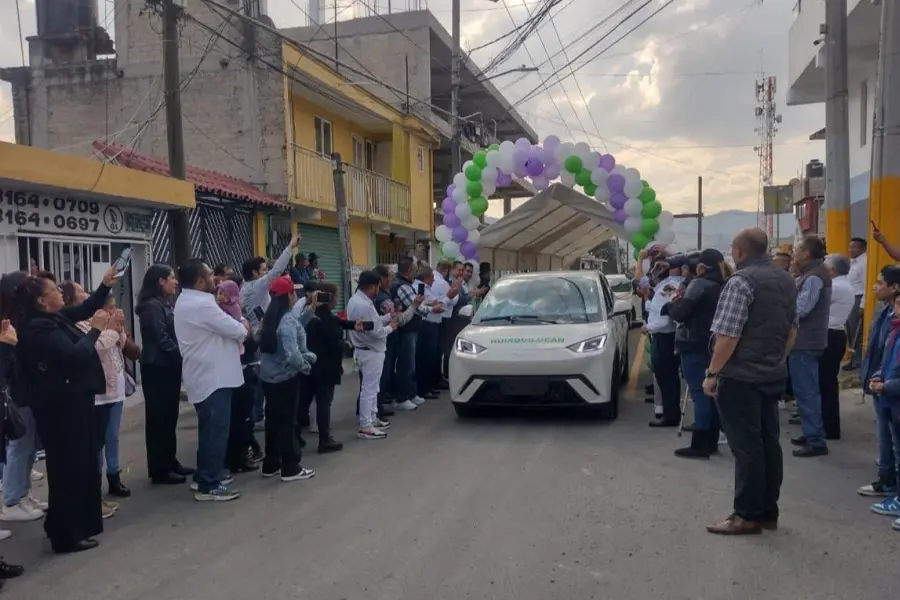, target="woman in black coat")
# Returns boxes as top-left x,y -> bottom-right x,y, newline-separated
11,268 -> 116,554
